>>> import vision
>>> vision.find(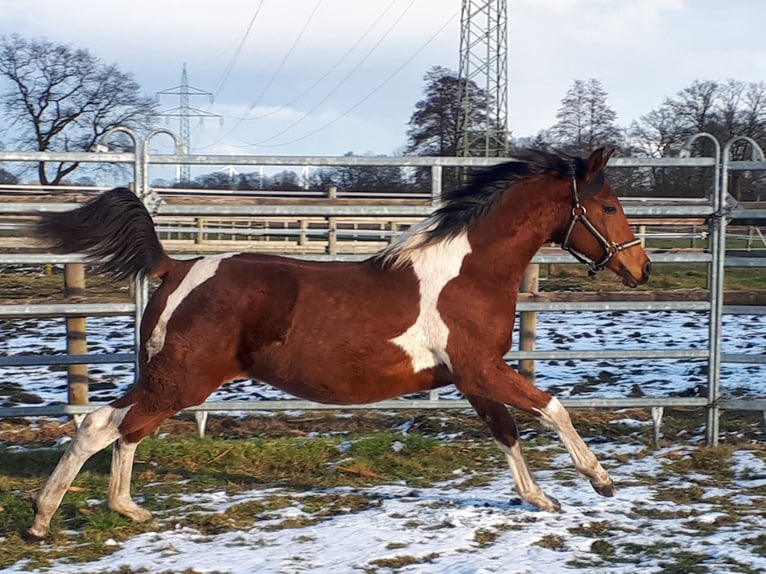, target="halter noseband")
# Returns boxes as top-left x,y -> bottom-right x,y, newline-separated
560,175 -> 642,276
